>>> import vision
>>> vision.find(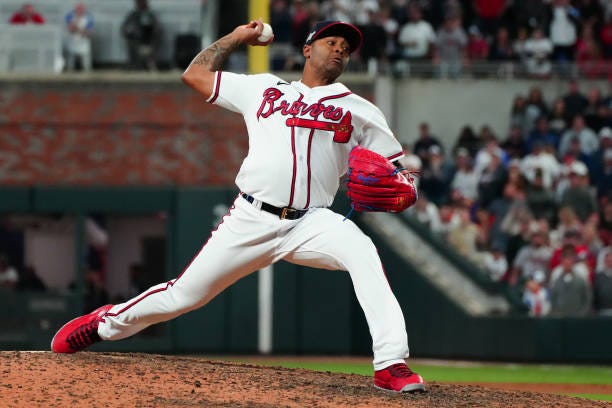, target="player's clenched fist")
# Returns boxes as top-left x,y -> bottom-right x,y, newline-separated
232,20 -> 274,46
